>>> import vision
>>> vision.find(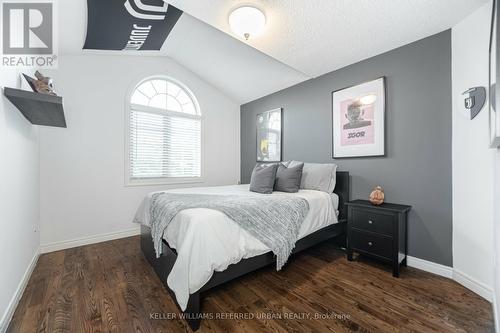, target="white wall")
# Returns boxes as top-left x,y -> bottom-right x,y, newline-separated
39,55 -> 240,250
452,2 -> 495,300
495,151 -> 500,330
0,69 -> 40,331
